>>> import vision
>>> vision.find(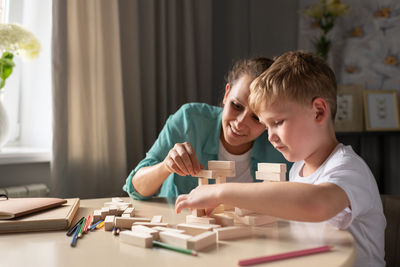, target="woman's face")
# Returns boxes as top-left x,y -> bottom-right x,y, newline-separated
221,75 -> 266,155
